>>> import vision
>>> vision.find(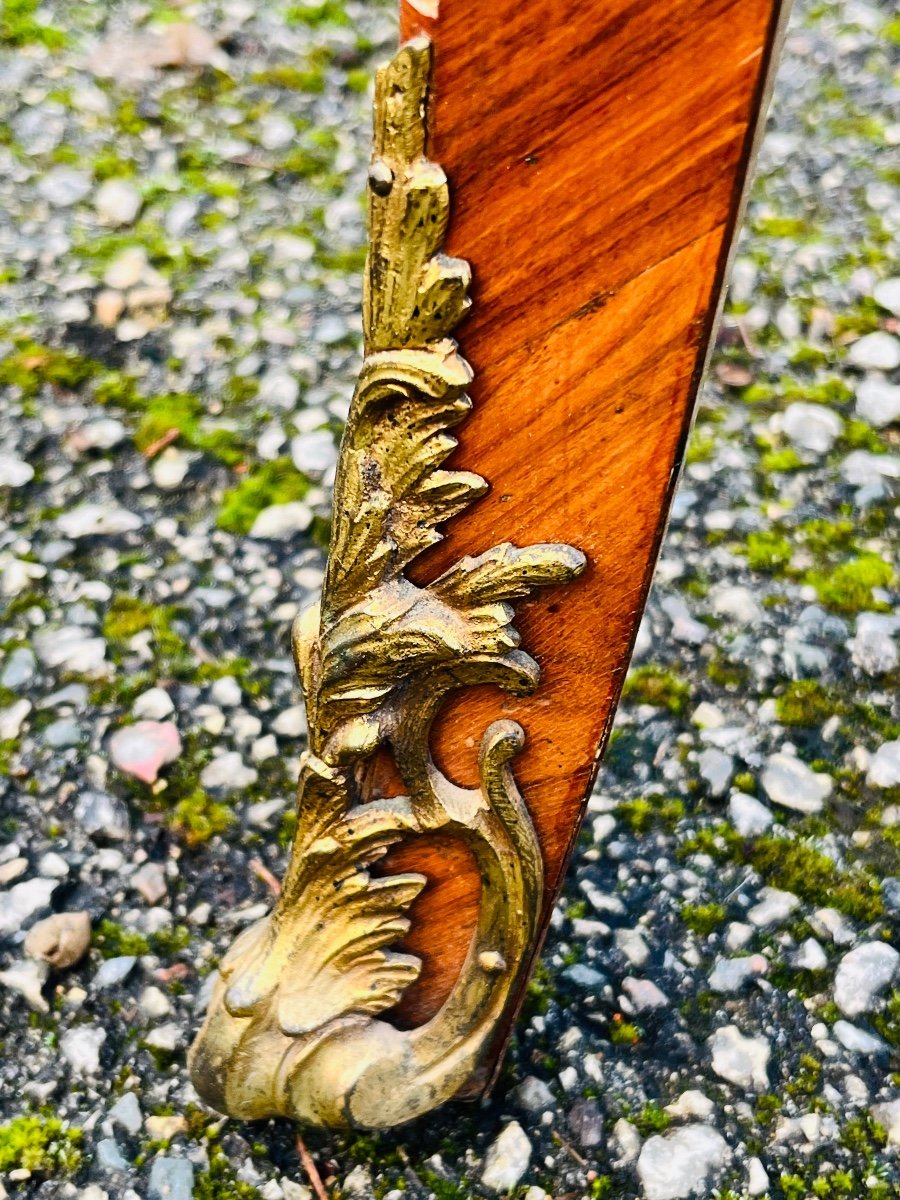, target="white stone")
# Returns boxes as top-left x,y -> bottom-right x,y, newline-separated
709,585 -> 763,625
611,1118 -> 642,1166
868,740 -> 900,788
132,862 -> 167,905
725,922 -> 754,952
848,331 -> 900,370
37,852 -> 69,879
259,113 -> 295,150
282,1184 -> 312,1200
834,943 -> 900,1017
833,1021 -> 888,1054
80,417 -> 127,449
116,316 -> 150,342
104,247 -> 148,289
259,370 -> 299,409
480,1121 -> 532,1193
2,557 -> 45,597
849,614 -> 899,675
210,676 -> 242,707
782,402 -> 843,455
592,813 -> 616,842
0,877 -> 57,936
257,424 -> 286,460
664,1091 -> 715,1121
747,1156 -> 769,1196
151,448 -> 190,490
812,907 -> 856,946
874,277 -> 900,317
709,1025 -> 770,1090
692,702 -> 726,729
660,595 -> 707,645
698,748 -> 733,797
200,751 -> 258,792
95,178 -> 142,225
139,985 -> 172,1019
132,688 -> 175,720
761,752 -> 832,814
615,926 -> 650,968
291,430 -> 338,480
621,977 -> 669,1011
840,450 -> 900,487
74,790 -> 130,841
0,958 -> 49,1012
109,1091 -> 143,1135
870,1099 -> 900,1147
60,1025 -> 106,1074
637,1125 -> 730,1200
272,705 -> 308,738
709,955 -> 767,994
231,712 -> 262,743
145,1022 -> 183,1051
0,454 -> 34,487
748,887 -> 799,928
728,793 -> 773,837
250,501 -> 313,539
39,166 -> 92,206
856,378 -> 900,427
0,699 -> 31,742
513,1075 -> 553,1113
792,938 -> 828,971
56,503 -> 142,538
